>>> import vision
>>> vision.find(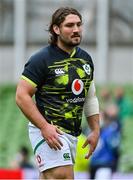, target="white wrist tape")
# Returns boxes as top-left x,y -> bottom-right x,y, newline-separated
83,81 -> 99,117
